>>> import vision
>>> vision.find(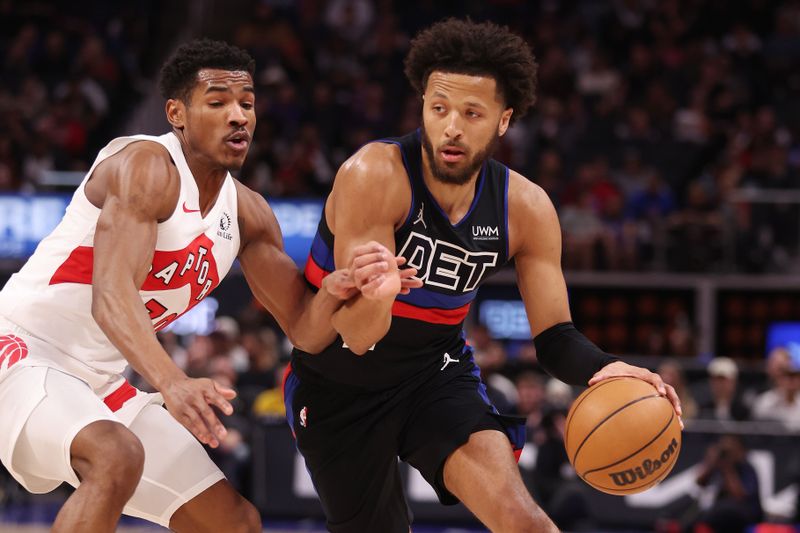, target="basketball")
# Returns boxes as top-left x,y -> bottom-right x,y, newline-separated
565,377 -> 682,495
